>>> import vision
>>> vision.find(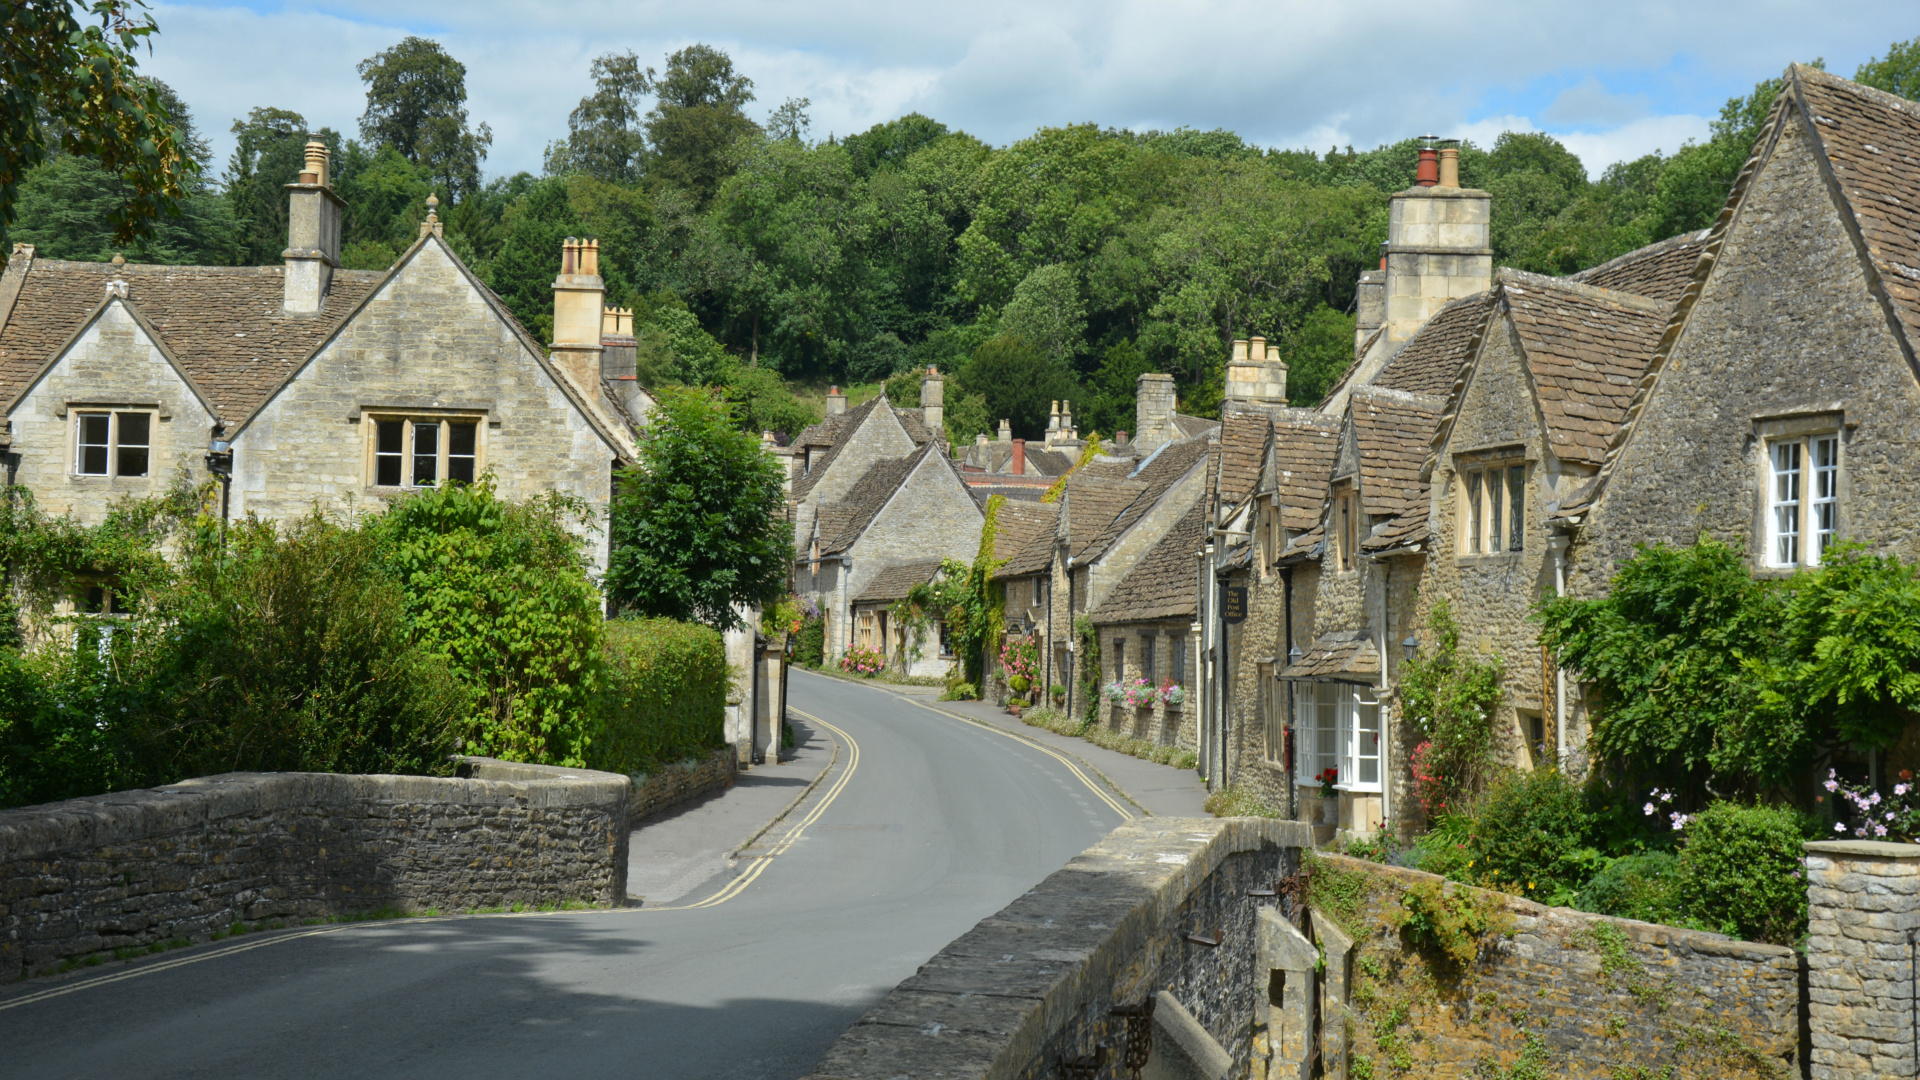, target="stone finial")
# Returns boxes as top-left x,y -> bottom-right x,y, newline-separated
110,253 -> 125,266
998,418 -> 1013,442
419,193 -> 443,239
